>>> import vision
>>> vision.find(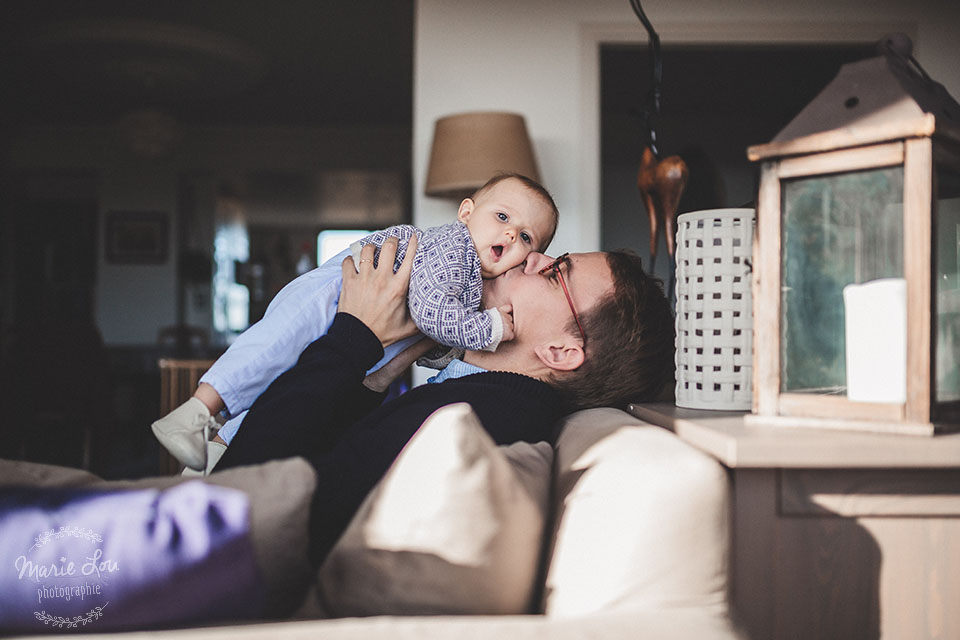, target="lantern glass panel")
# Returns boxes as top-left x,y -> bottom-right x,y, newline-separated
936,162 -> 960,404
780,167 -> 904,395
